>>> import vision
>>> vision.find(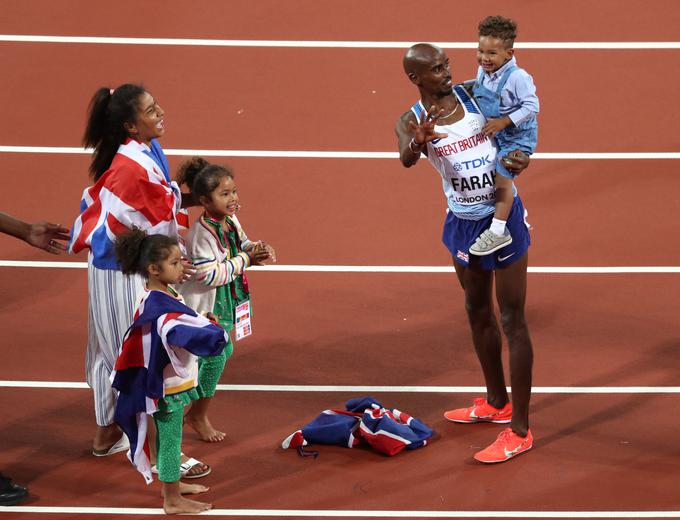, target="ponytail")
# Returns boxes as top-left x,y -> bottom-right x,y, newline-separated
83,83 -> 146,180
175,156 -> 210,191
175,156 -> 234,198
